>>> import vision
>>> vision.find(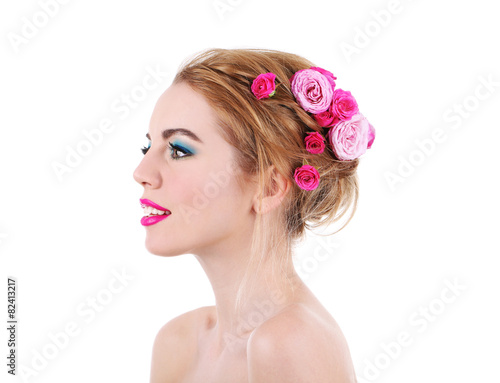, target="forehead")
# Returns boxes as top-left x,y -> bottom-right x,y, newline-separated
148,82 -> 218,142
